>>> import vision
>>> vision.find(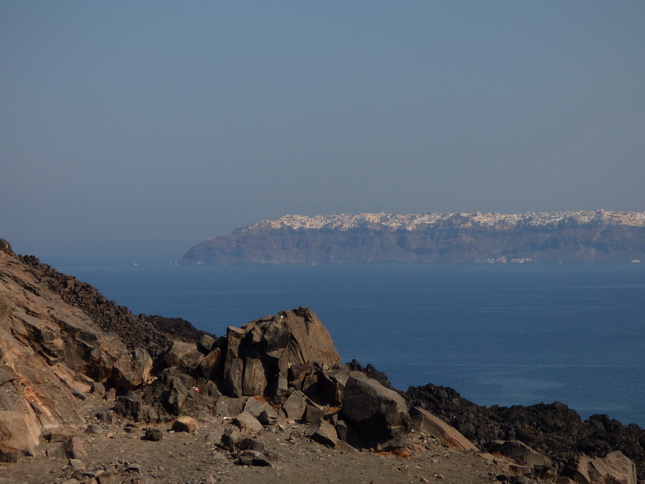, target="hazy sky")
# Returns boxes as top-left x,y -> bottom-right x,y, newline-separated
2,1 -> 644,259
